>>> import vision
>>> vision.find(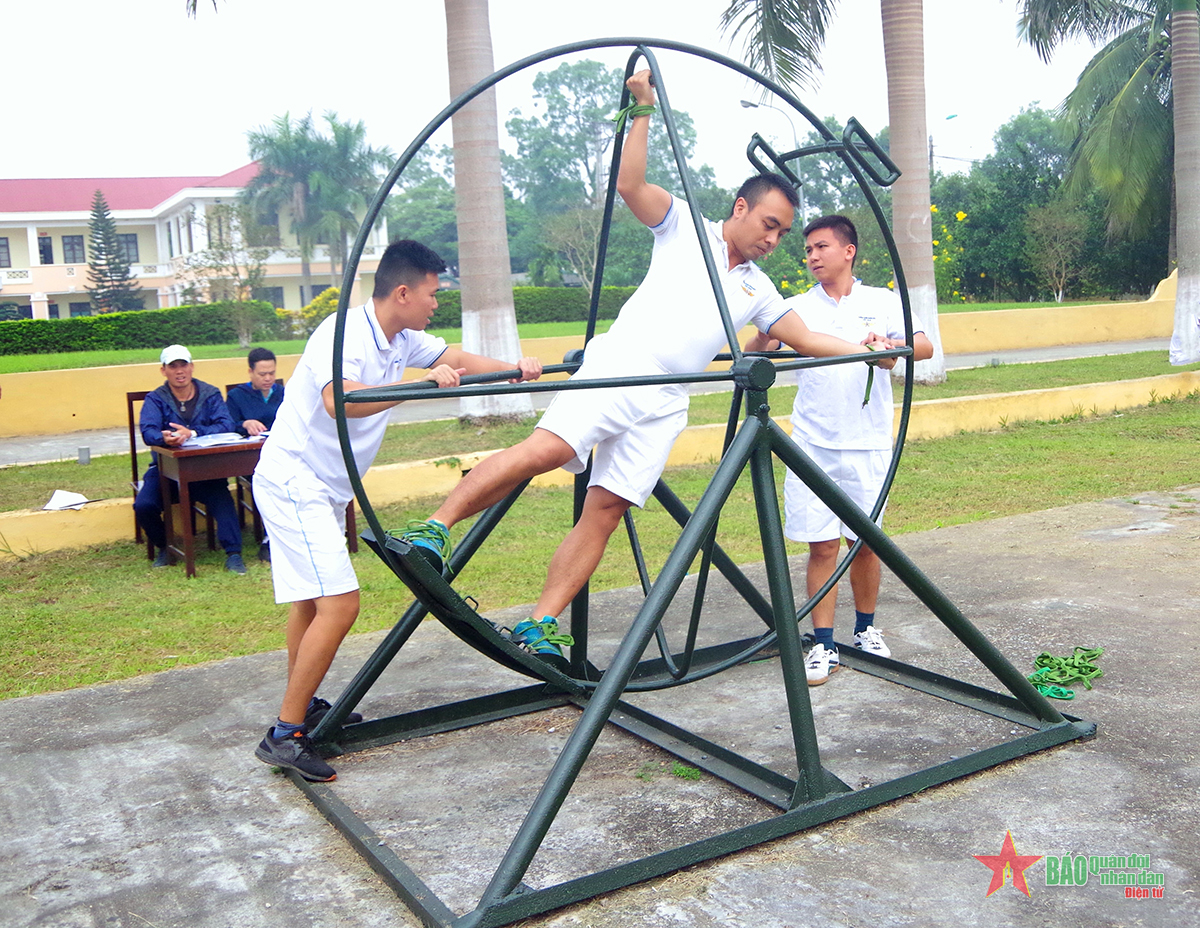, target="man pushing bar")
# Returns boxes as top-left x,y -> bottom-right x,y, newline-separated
399,69 -> 894,665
